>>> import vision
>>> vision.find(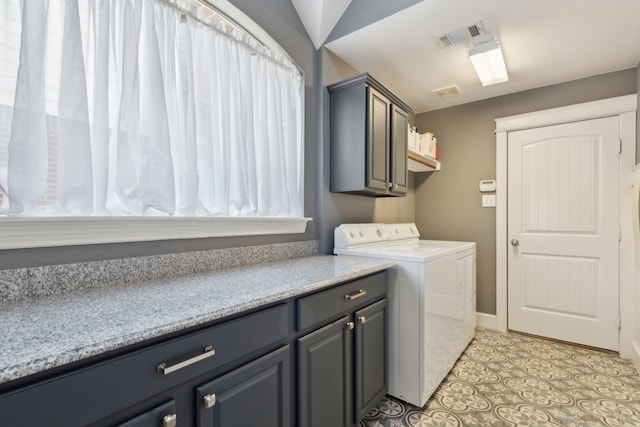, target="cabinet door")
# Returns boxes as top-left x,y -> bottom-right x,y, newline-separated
117,401 -> 177,427
390,105 -> 409,195
354,299 -> 388,422
197,345 -> 290,427
366,86 -> 391,192
299,315 -> 353,427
